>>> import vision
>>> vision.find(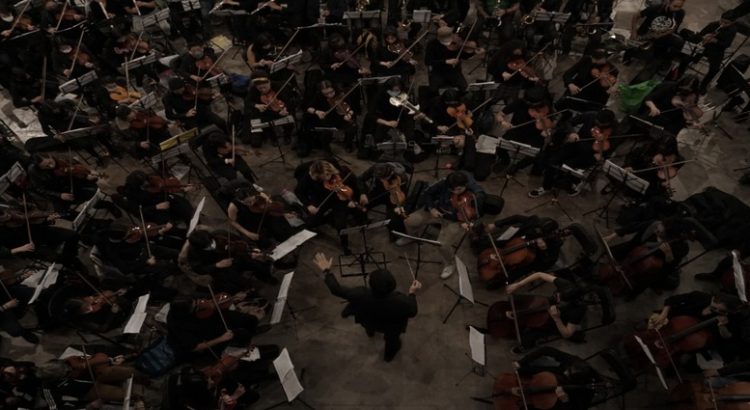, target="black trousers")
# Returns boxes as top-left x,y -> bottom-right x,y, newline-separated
428,69 -> 468,92
0,284 -> 33,337
0,225 -> 80,264
142,194 -> 195,226
209,155 -> 256,183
